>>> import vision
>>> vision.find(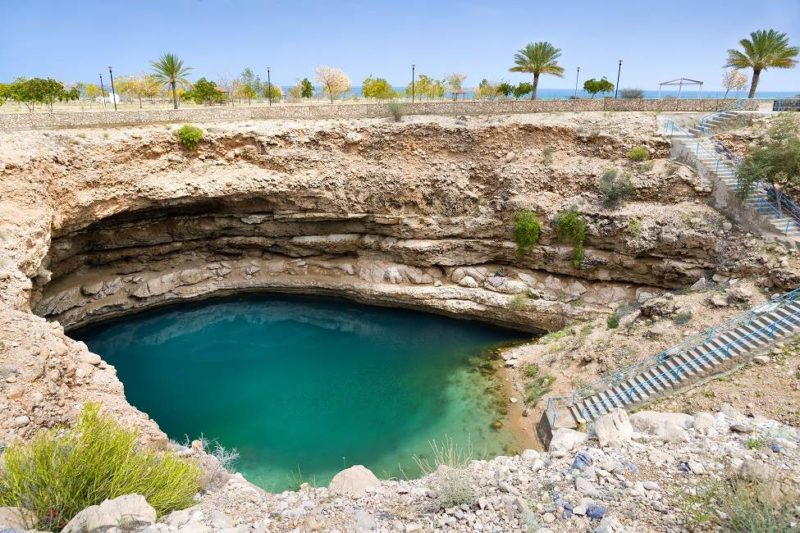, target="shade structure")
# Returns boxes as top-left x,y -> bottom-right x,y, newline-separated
658,78 -> 703,99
